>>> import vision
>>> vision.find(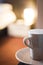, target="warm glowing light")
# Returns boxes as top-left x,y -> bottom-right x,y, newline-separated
16,19 -> 24,24
0,11 -> 16,29
23,8 -> 35,26
0,3 -> 13,12
0,4 -> 16,30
